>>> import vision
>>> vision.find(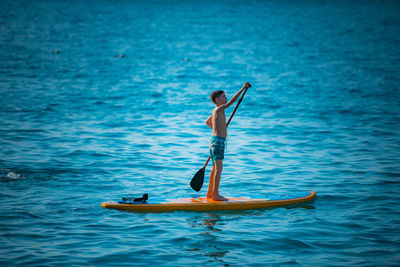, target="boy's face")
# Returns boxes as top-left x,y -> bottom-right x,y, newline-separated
216,93 -> 227,105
